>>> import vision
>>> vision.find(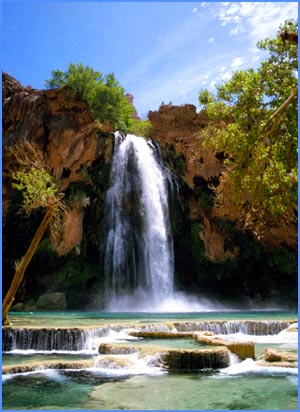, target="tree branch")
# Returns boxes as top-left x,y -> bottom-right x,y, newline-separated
263,87 -> 298,133
2,207 -> 55,324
